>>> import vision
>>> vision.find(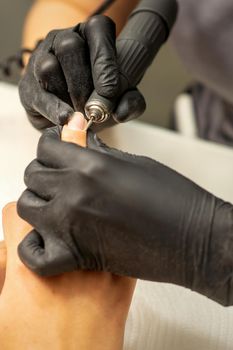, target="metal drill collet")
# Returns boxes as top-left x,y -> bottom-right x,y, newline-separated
85,100 -> 110,128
